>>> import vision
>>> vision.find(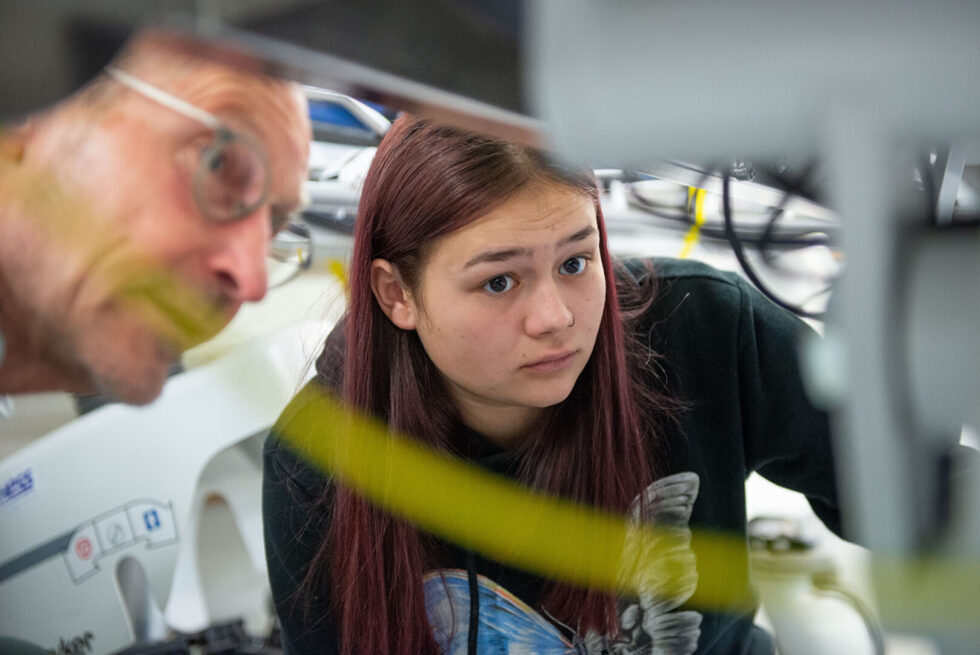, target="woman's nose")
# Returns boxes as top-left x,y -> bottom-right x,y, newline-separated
523,279 -> 574,337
